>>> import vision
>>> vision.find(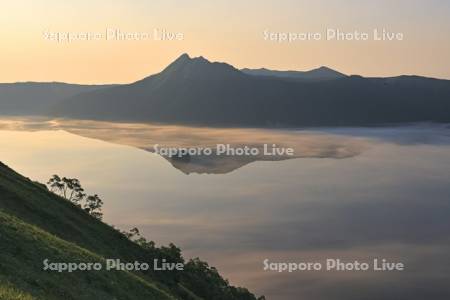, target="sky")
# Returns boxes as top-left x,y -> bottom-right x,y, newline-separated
1,0 -> 450,83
